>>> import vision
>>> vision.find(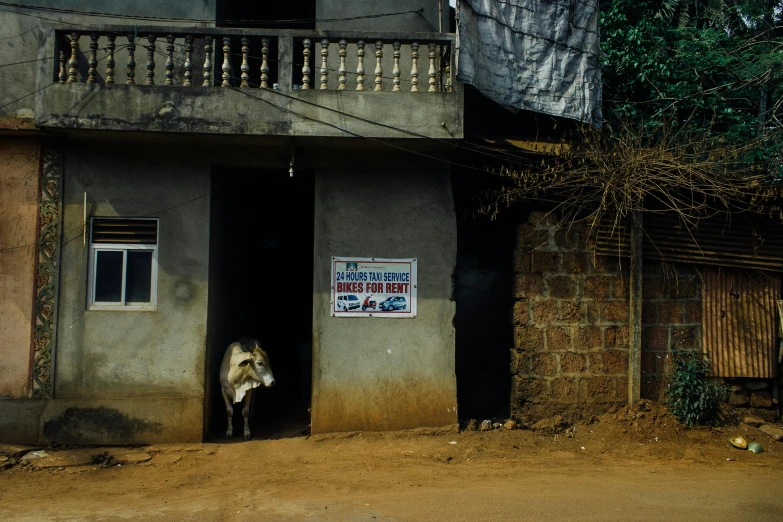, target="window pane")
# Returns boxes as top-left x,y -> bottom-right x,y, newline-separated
95,250 -> 123,302
126,251 -> 152,303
